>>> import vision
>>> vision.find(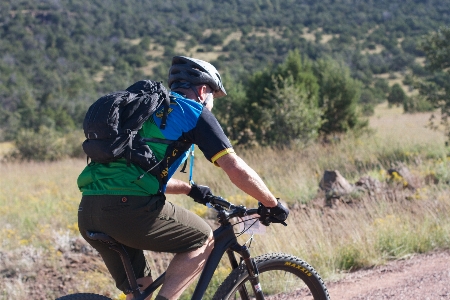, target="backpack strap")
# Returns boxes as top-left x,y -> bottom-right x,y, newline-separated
126,129 -> 139,166
141,137 -> 175,145
159,94 -> 172,129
